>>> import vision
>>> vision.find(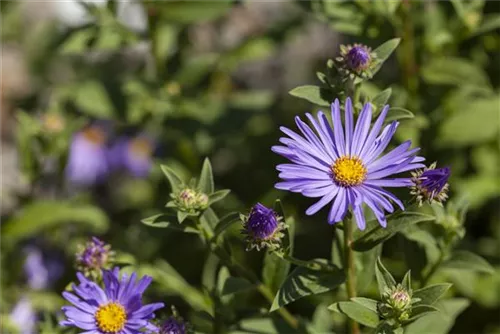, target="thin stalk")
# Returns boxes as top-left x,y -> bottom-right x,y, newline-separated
344,218 -> 360,334
420,249 -> 446,288
198,220 -> 299,330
